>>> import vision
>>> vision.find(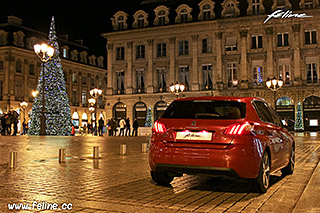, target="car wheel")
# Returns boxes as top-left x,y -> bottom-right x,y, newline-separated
151,171 -> 174,186
281,144 -> 295,176
250,152 -> 270,193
